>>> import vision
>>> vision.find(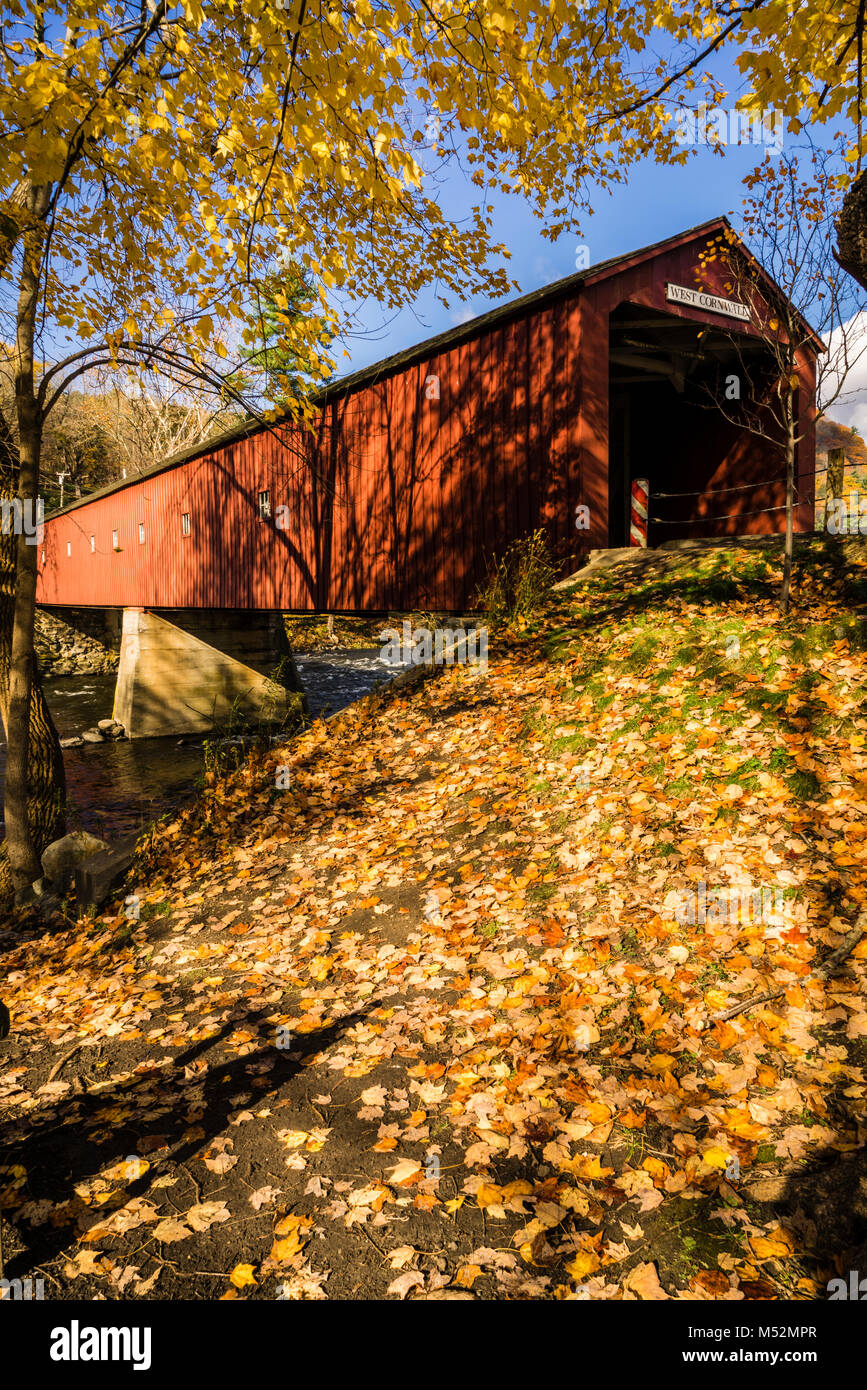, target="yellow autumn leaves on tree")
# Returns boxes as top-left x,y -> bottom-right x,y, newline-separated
2,1 -> 863,412
0,0 -> 715,393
